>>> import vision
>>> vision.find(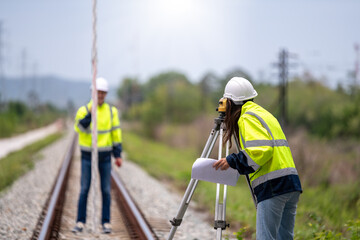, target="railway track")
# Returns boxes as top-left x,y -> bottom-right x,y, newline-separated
31,134 -> 157,240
